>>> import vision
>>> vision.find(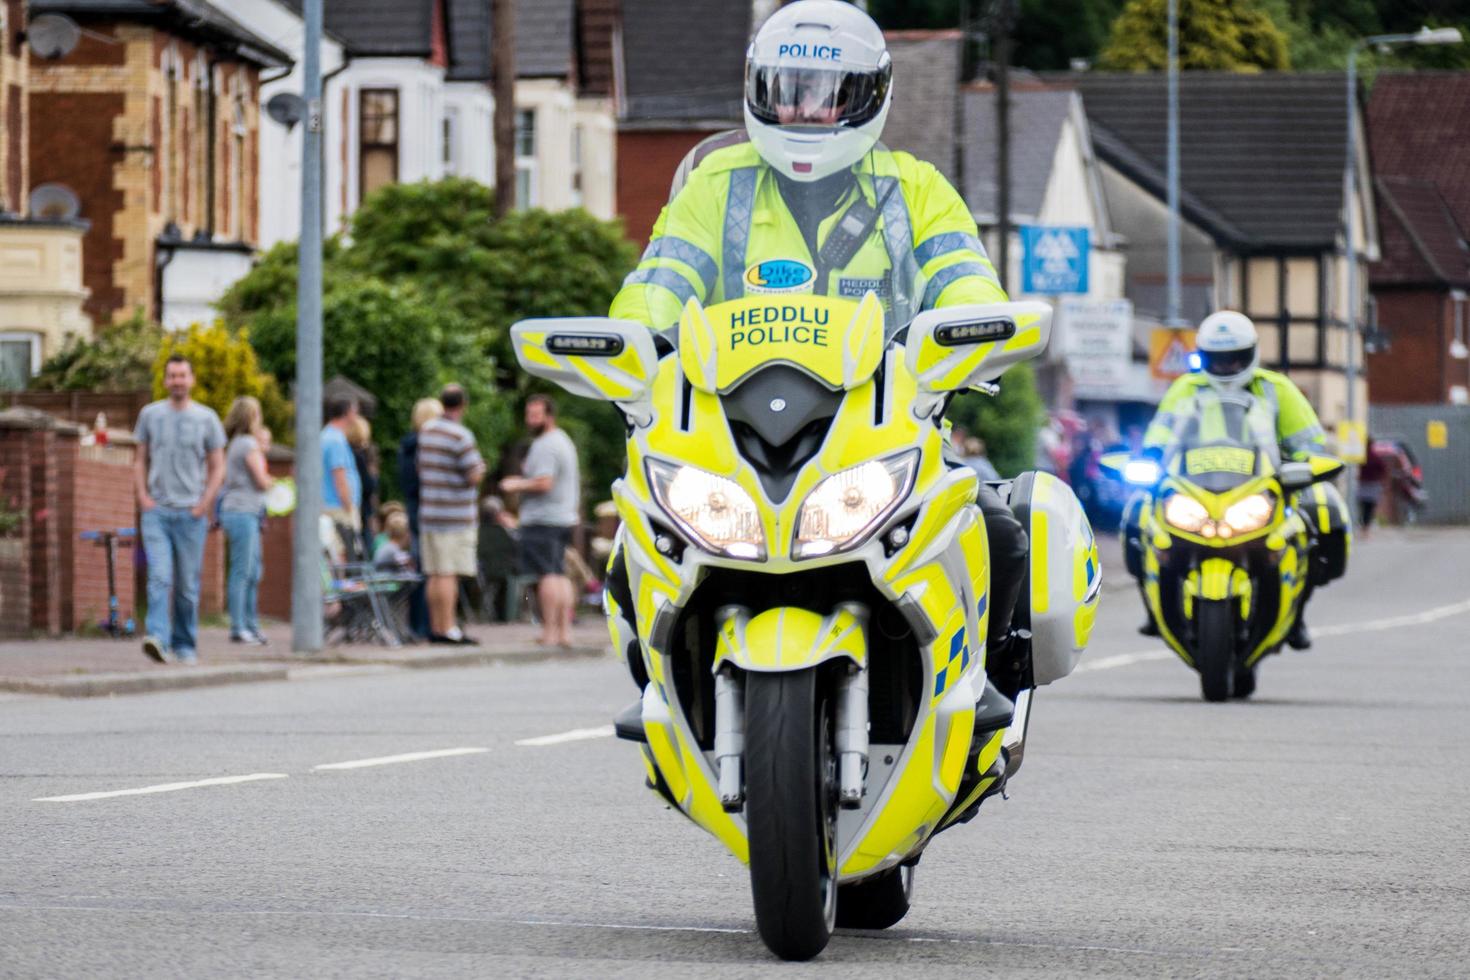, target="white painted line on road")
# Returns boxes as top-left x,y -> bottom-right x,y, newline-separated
1075,650 -> 1174,673
516,725 -> 615,747
311,747 -> 488,771
33,773 -> 288,803
1313,596 -> 1470,637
